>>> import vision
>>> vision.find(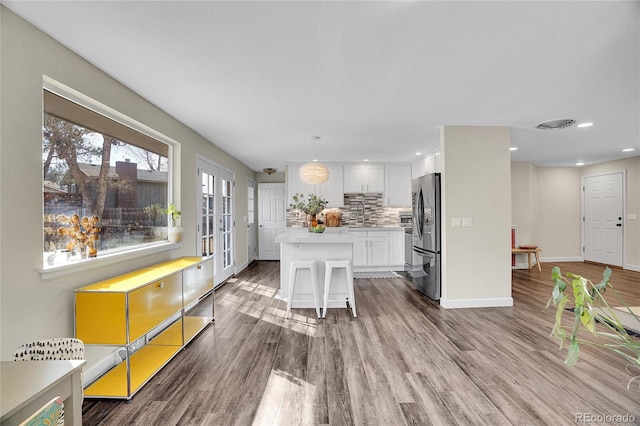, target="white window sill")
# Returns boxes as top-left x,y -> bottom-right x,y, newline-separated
40,241 -> 182,281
